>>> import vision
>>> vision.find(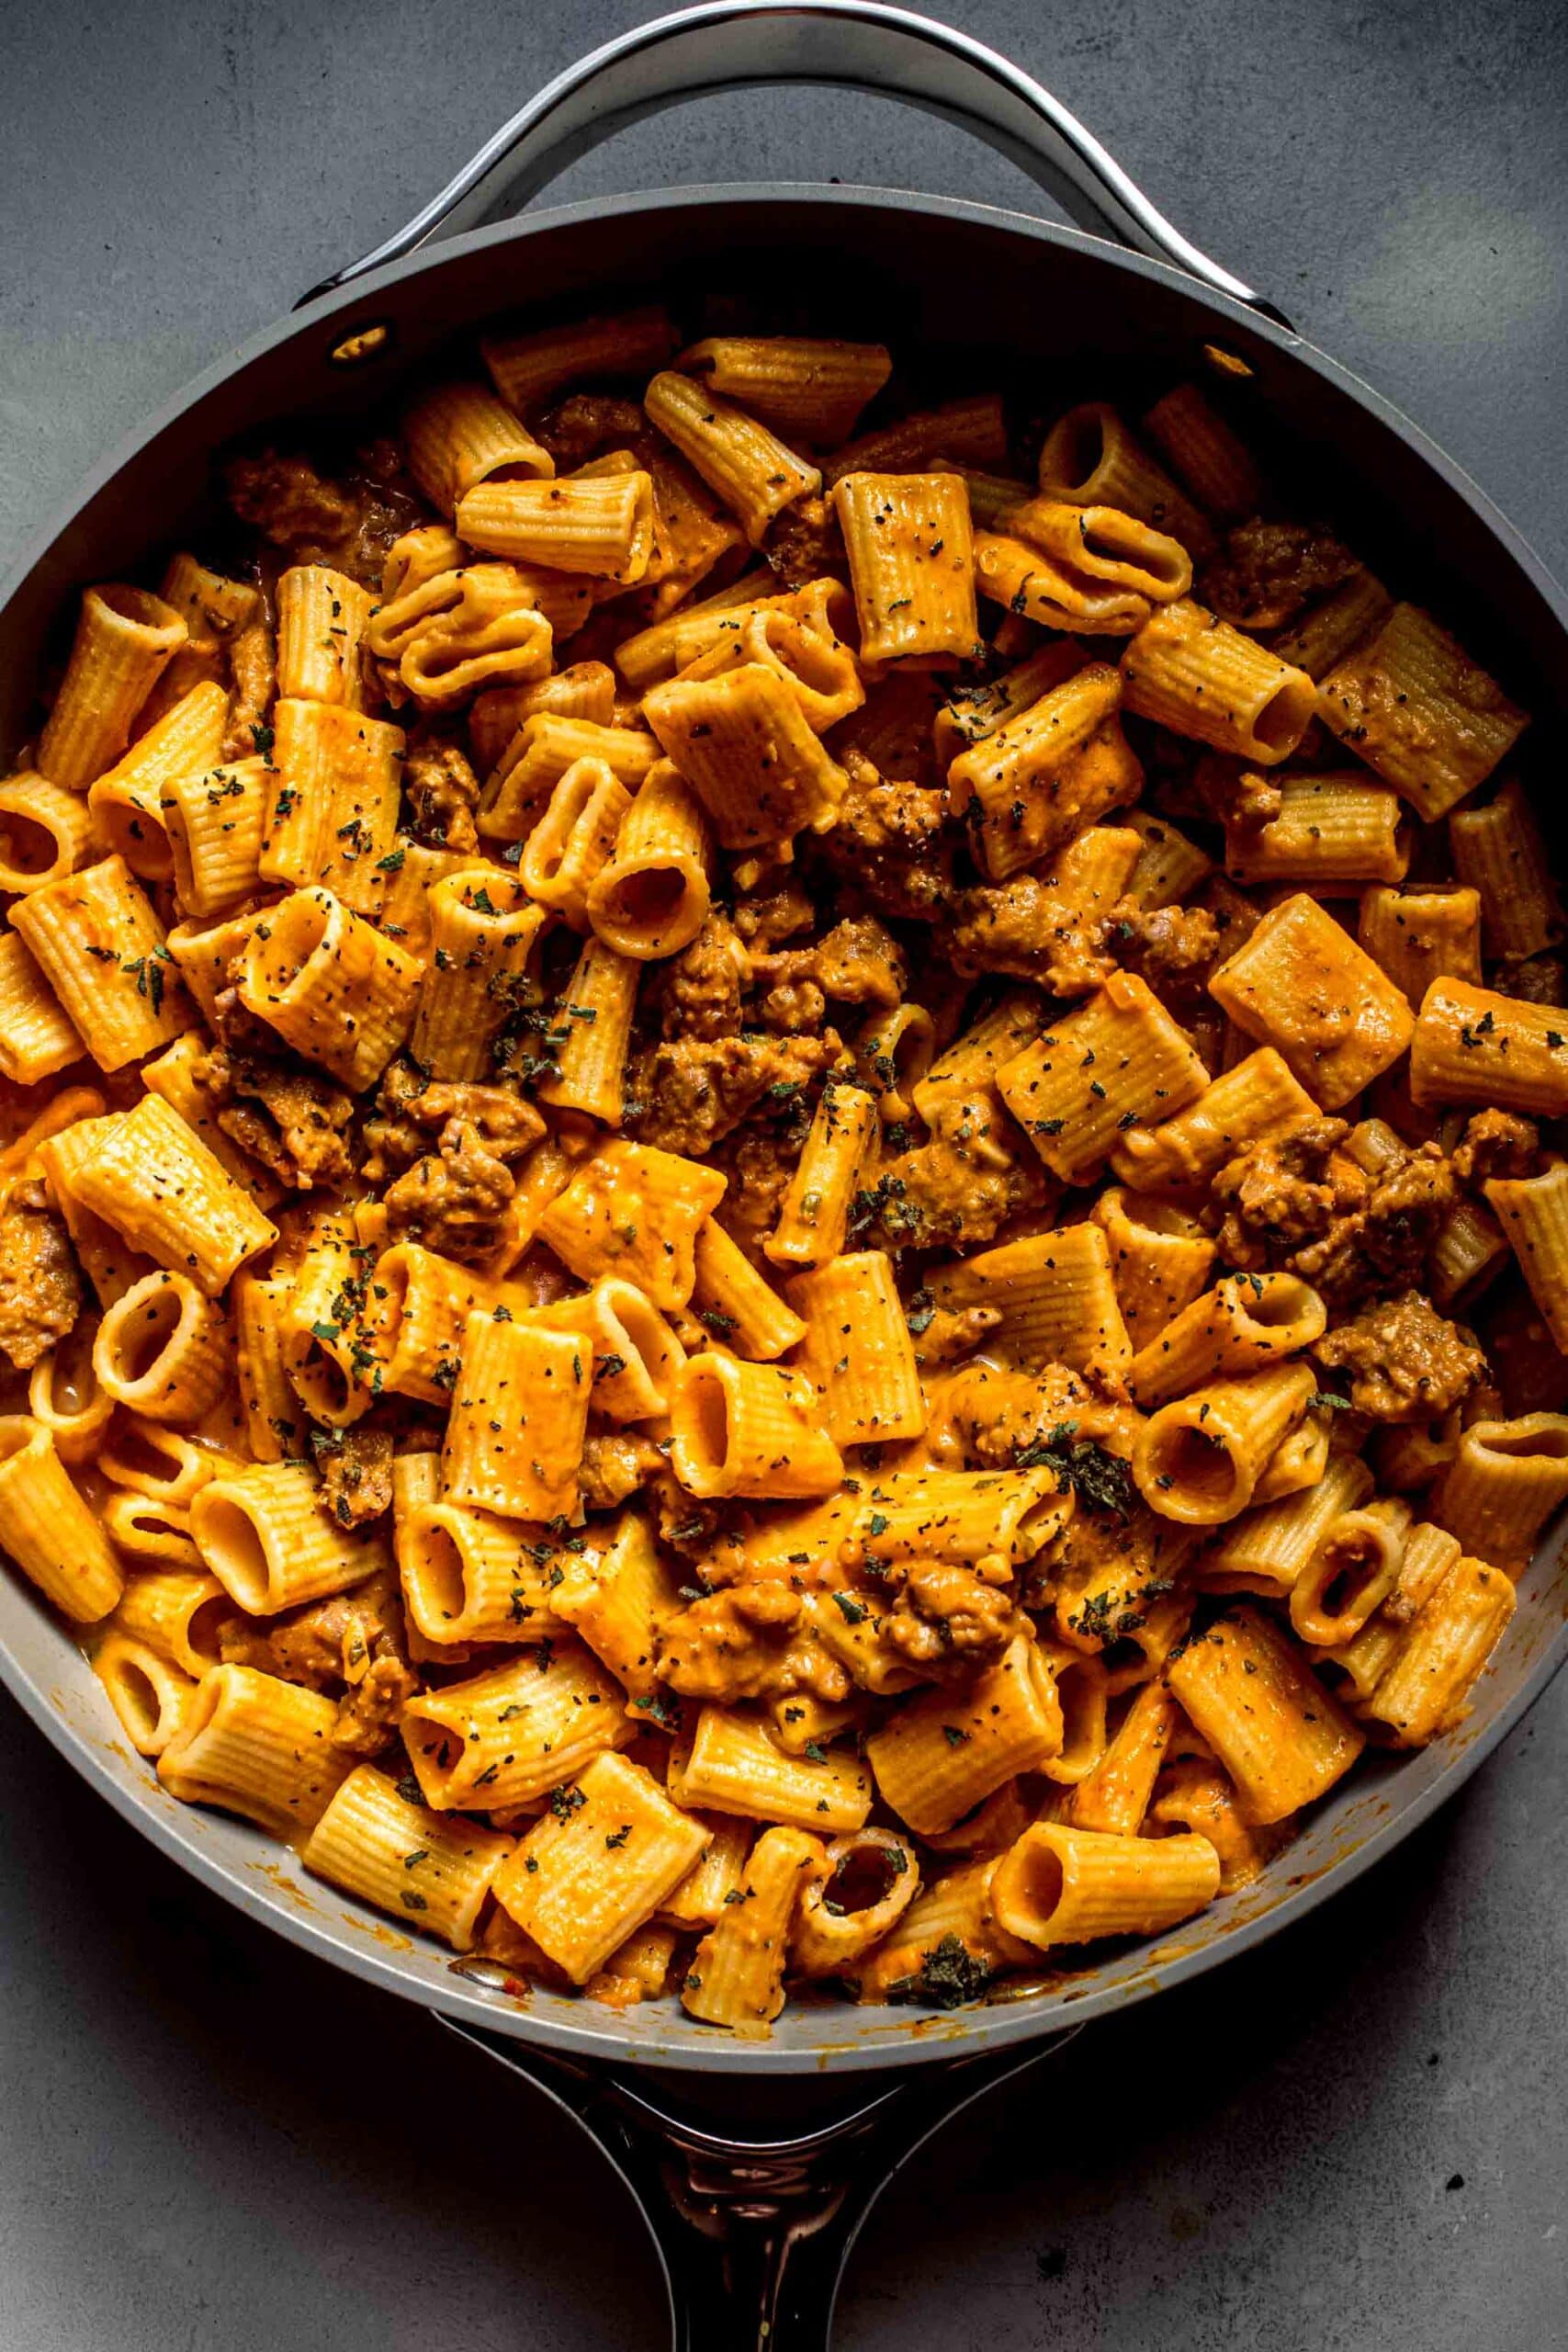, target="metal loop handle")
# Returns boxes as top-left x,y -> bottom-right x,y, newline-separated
303,0 -> 1288,324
